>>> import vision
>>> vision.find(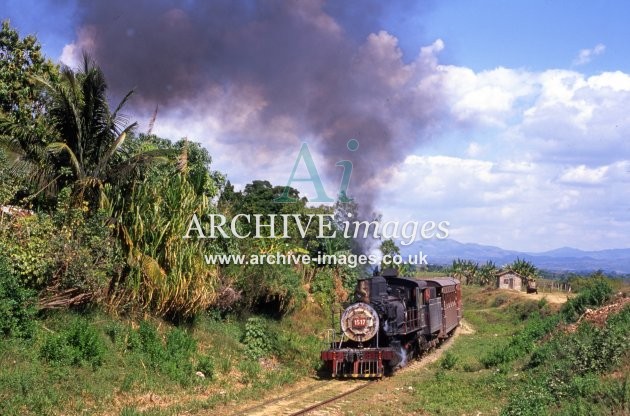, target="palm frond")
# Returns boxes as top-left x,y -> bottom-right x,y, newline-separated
147,105 -> 158,135
46,142 -> 84,178
106,148 -> 176,183
93,122 -> 137,178
111,89 -> 135,122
